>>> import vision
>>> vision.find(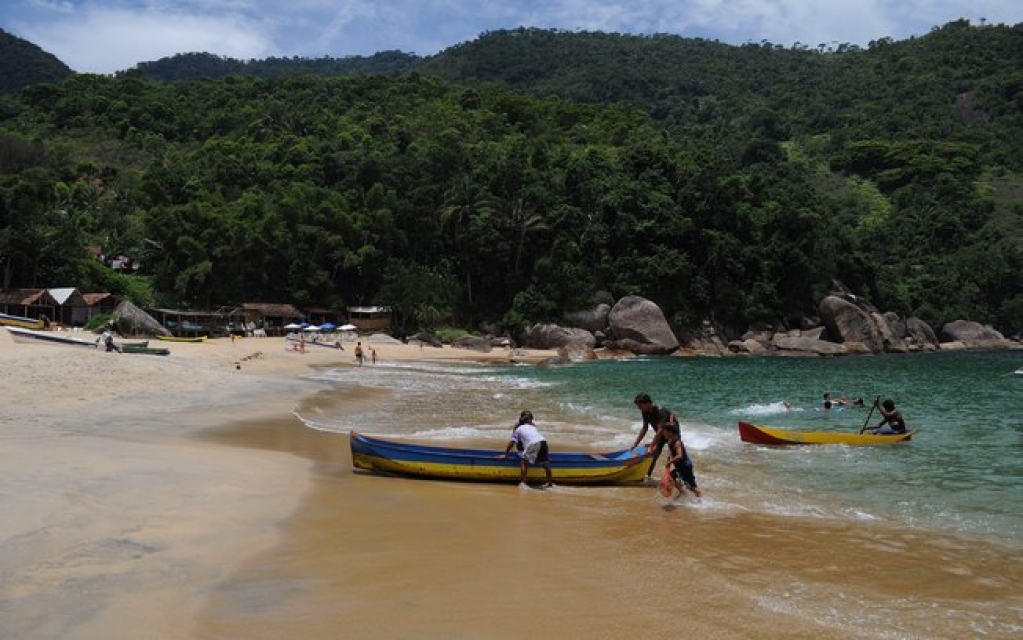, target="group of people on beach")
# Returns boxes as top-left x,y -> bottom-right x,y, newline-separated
499,392 -> 702,500
501,390 -> 906,494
